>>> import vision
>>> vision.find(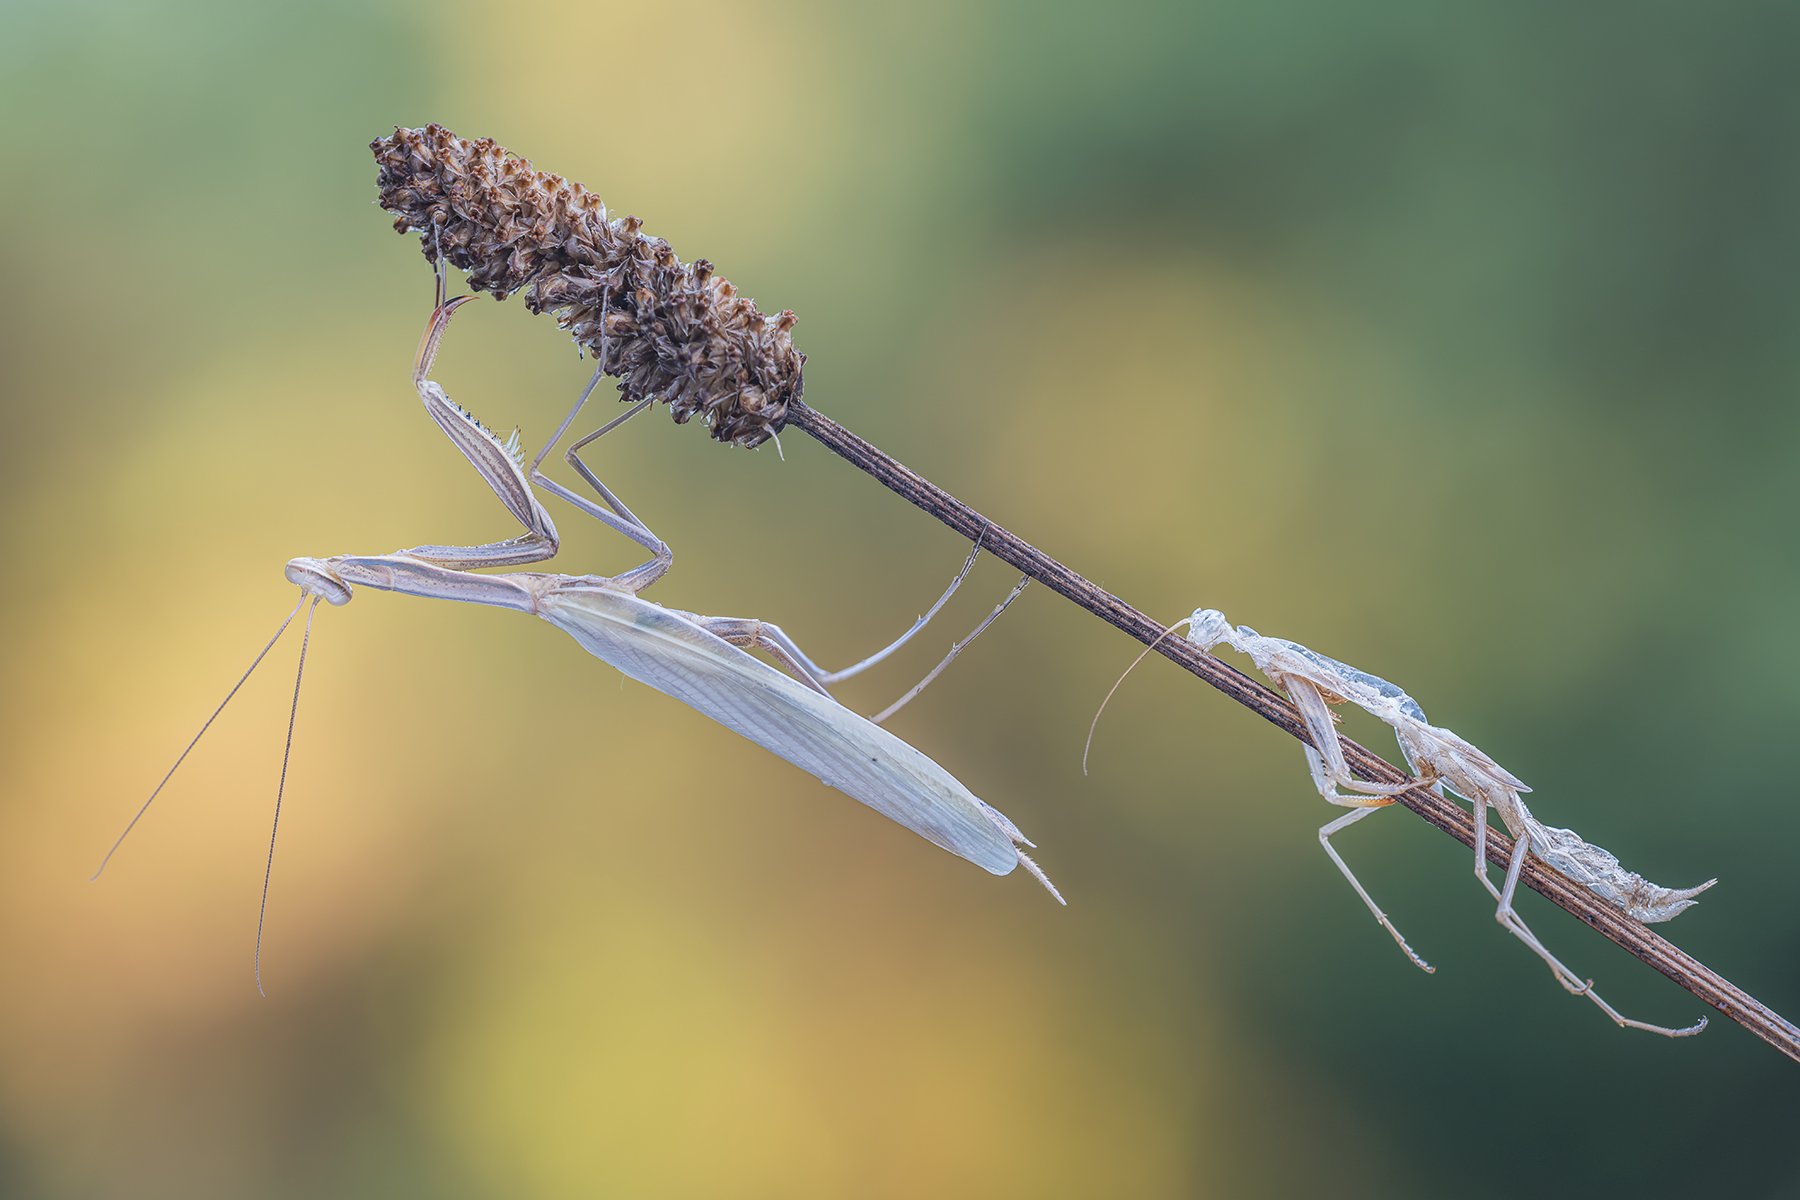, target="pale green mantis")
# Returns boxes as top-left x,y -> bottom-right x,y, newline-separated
97,262 -> 1056,990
